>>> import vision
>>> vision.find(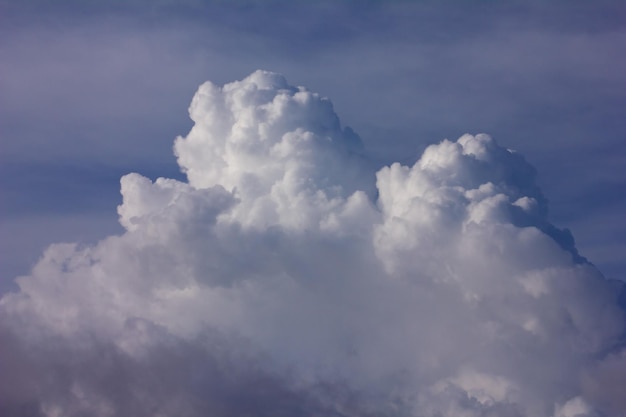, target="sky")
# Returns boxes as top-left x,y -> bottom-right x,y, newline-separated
1,1 -> 626,416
